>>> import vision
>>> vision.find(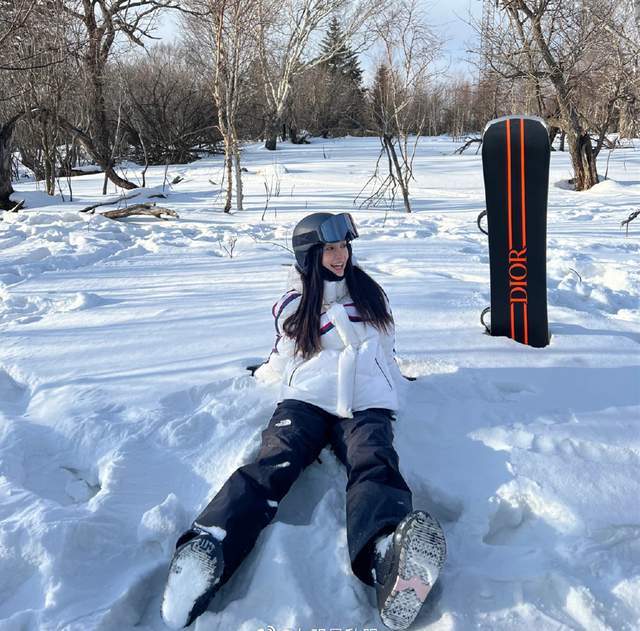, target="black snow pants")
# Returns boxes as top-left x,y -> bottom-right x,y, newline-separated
183,399 -> 413,586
